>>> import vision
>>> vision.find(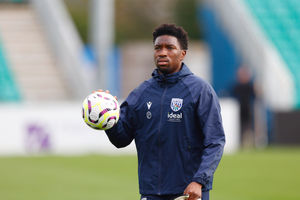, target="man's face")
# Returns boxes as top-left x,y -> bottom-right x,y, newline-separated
154,35 -> 186,74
